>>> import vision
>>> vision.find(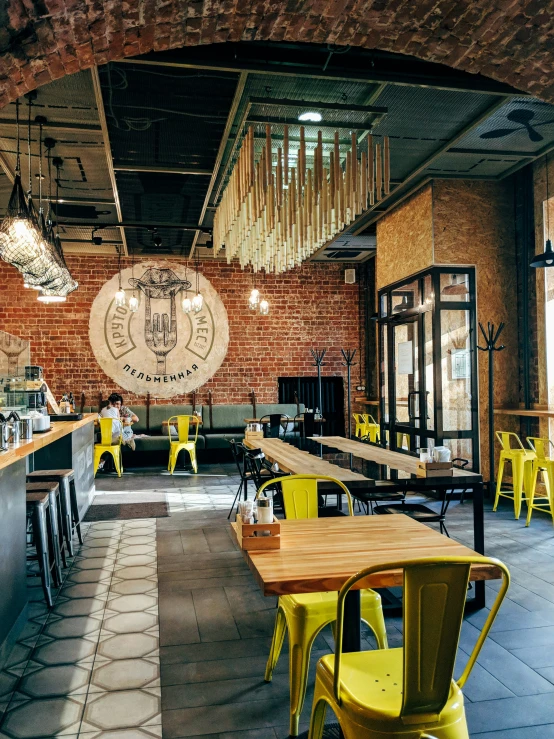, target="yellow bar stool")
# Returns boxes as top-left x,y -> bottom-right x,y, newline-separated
493,431 -> 536,519
93,418 -> 123,477
361,414 -> 380,443
257,474 -> 388,737
167,415 -> 199,474
525,437 -> 554,527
